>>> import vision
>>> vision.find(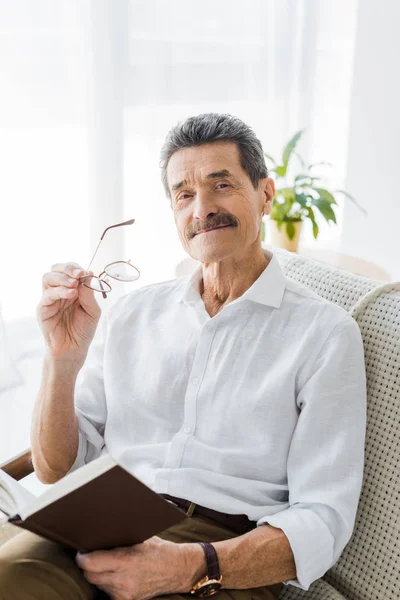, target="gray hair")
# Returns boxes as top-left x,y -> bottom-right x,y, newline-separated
159,112 -> 268,201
